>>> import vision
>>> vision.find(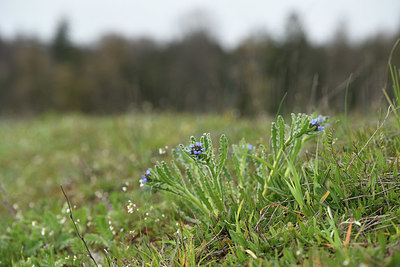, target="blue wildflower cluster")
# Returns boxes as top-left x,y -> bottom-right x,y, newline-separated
139,170 -> 150,187
310,115 -> 325,131
187,142 -> 205,159
242,144 -> 253,150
